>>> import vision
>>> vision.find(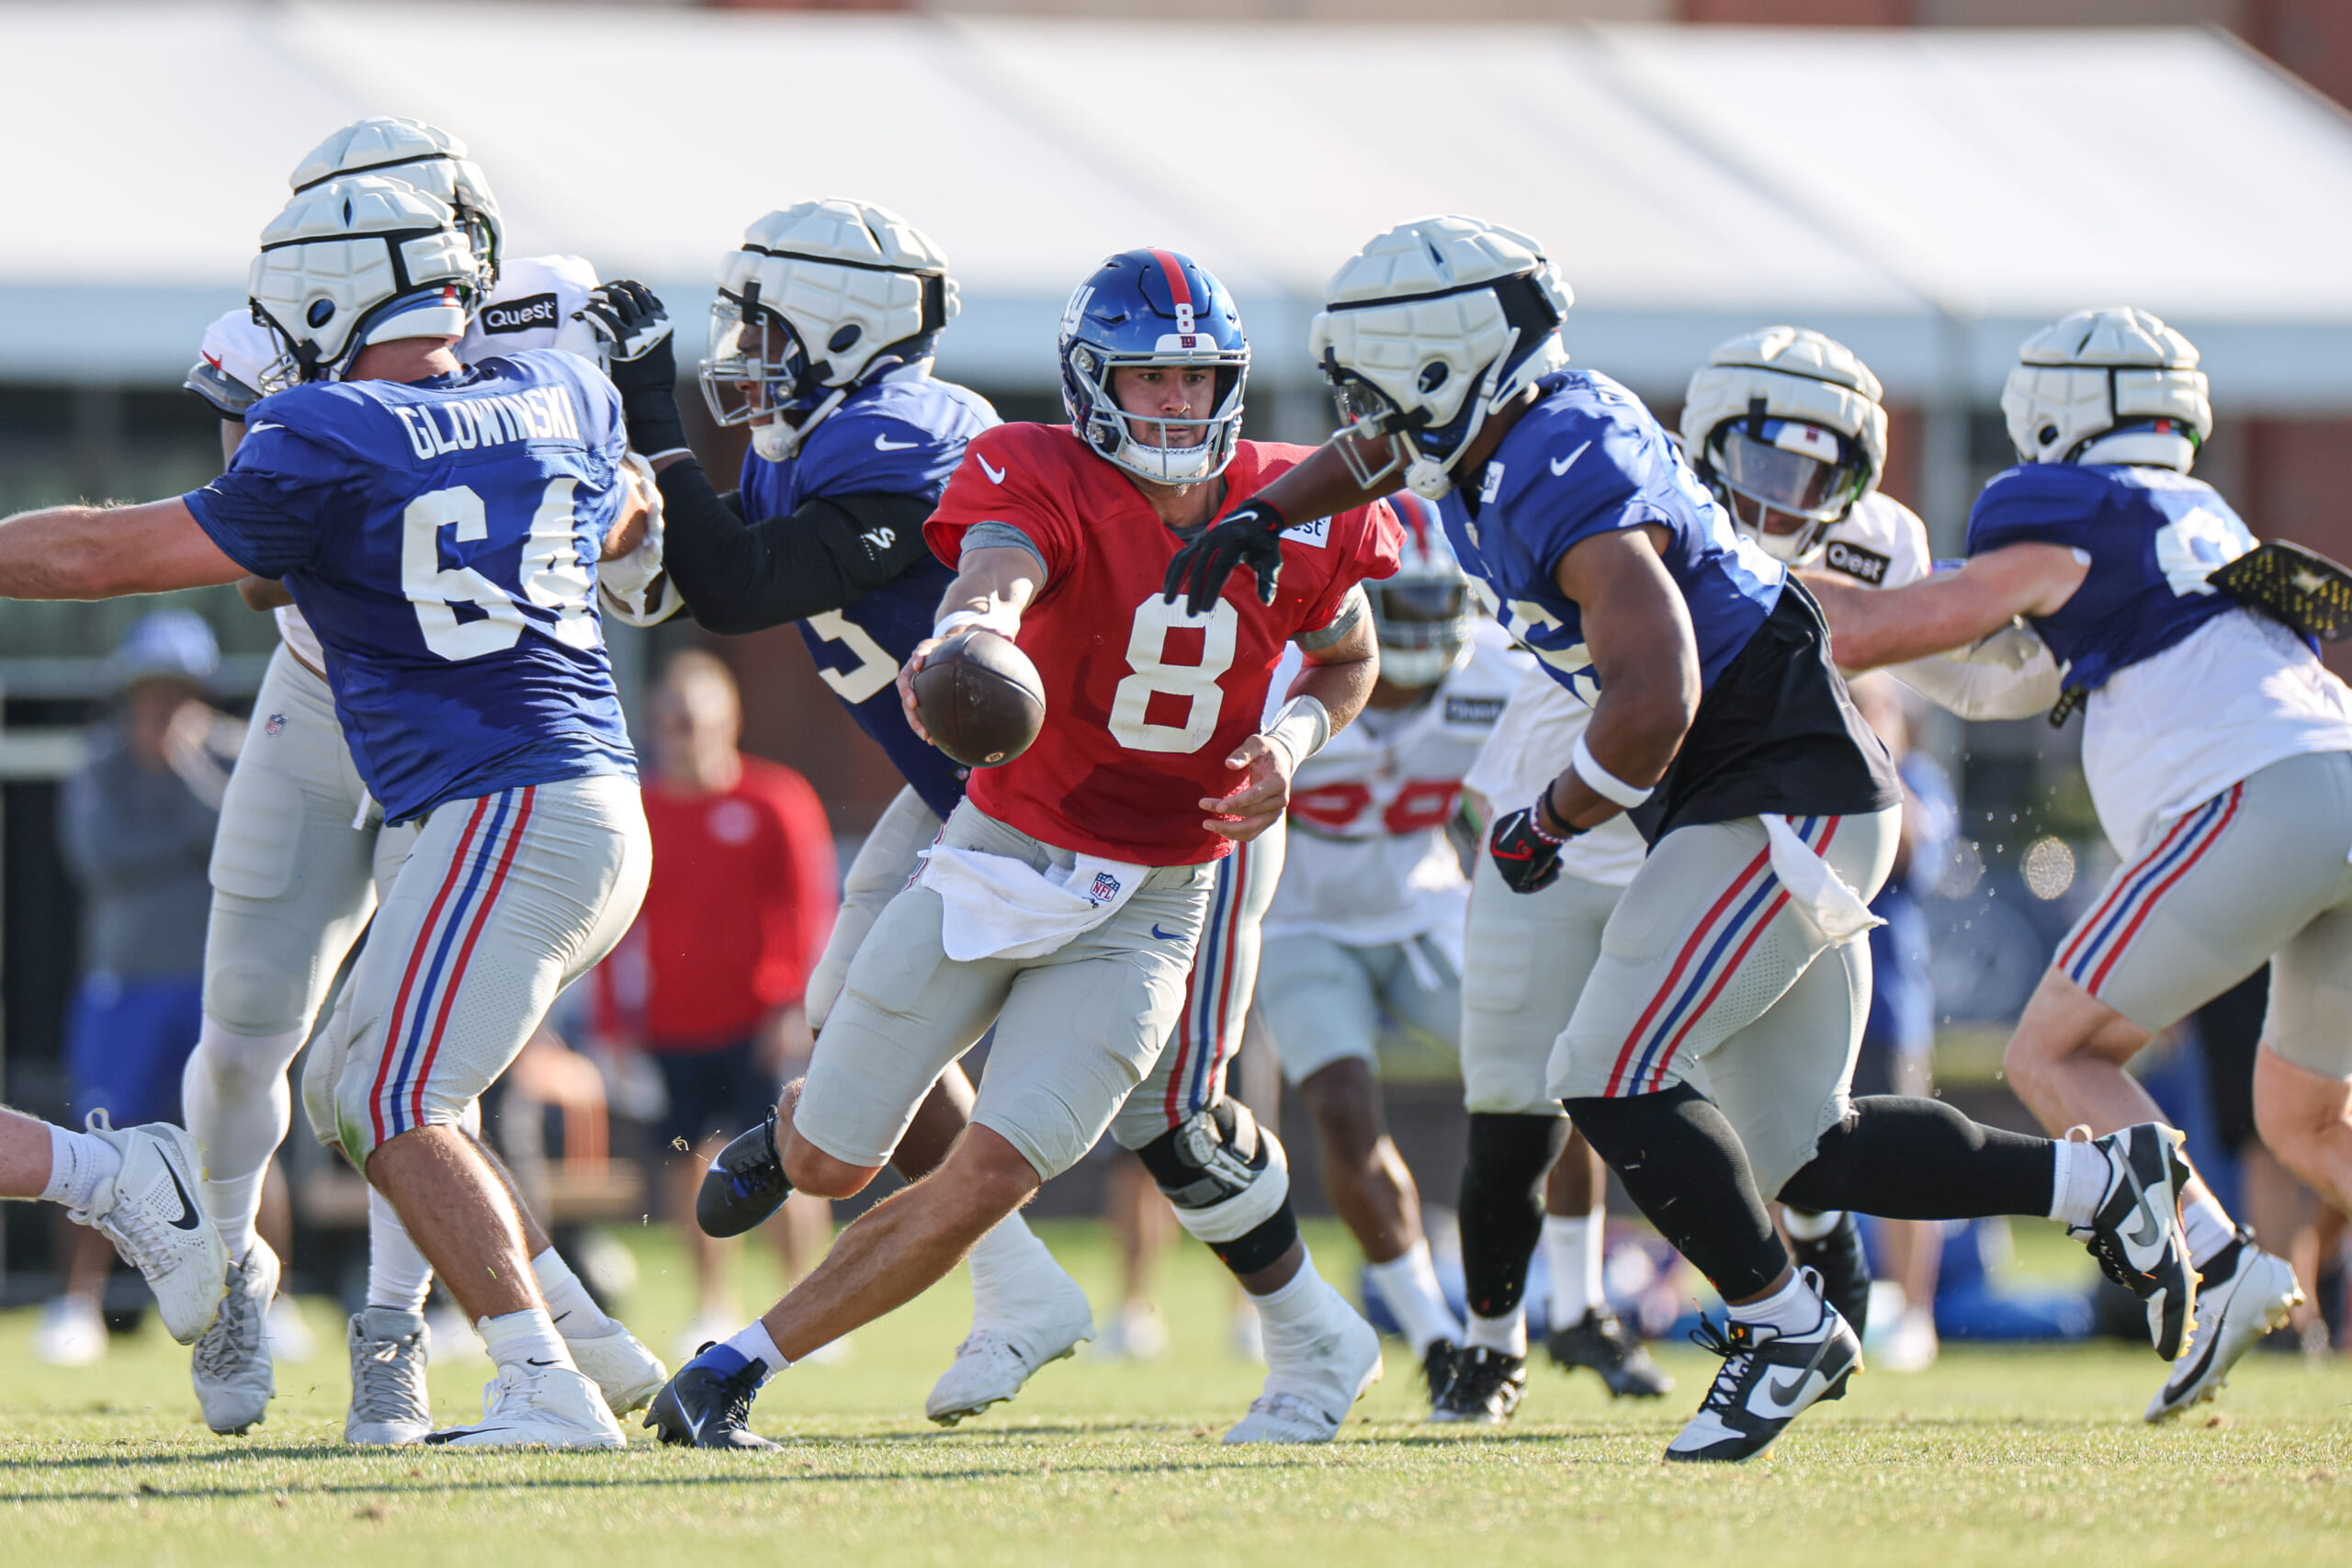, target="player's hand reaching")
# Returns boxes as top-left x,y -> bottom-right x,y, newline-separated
896,637 -> 943,745
1202,731 -> 1295,842
1162,498 -> 1287,617
576,281 -> 687,457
